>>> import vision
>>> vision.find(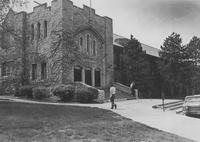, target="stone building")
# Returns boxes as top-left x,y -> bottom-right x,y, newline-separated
0,0 -> 113,93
